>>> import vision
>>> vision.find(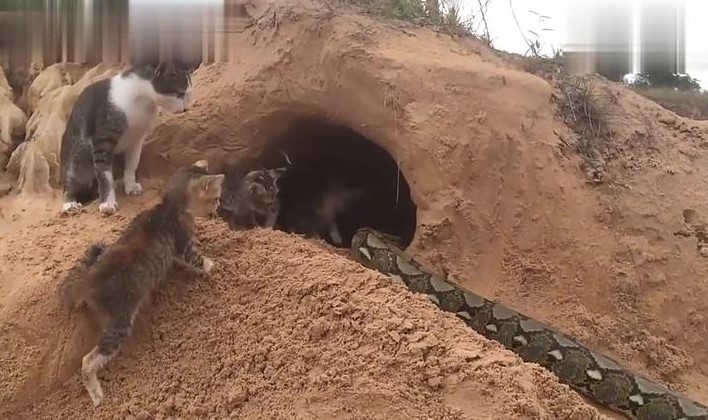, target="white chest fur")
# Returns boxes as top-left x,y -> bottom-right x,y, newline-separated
108,73 -> 159,152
